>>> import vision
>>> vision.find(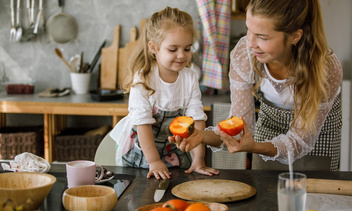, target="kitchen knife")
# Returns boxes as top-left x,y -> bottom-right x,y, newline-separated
307,178 -> 352,195
154,179 -> 169,202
